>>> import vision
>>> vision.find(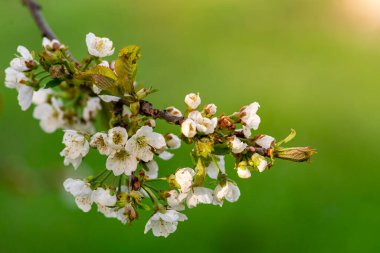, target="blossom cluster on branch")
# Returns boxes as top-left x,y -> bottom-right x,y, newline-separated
4,33 -> 316,237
